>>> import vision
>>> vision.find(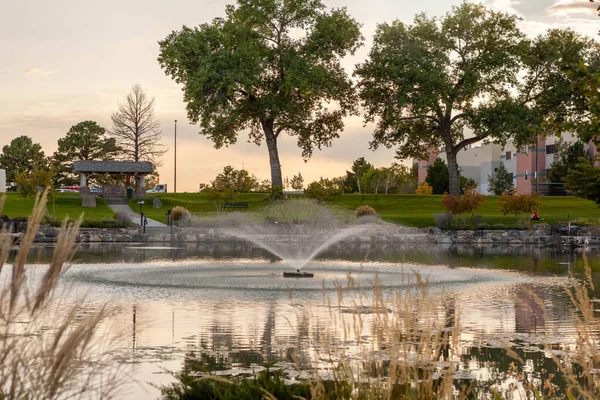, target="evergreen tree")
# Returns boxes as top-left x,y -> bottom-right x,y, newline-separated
425,159 -> 449,194
487,163 -> 514,195
547,141 -> 587,183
